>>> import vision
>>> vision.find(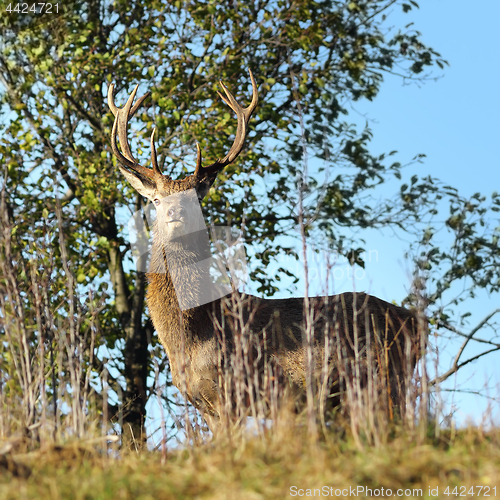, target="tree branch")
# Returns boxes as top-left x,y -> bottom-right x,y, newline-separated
430,347 -> 500,387
429,308 -> 500,386
0,61 -> 78,198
